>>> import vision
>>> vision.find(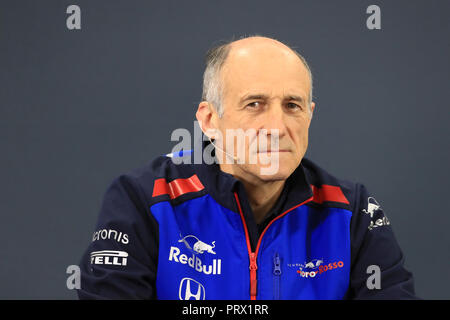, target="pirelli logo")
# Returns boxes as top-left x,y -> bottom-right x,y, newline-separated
90,250 -> 128,266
